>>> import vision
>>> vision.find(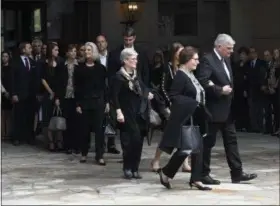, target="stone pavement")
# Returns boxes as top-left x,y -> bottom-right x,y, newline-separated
1,132 -> 279,205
